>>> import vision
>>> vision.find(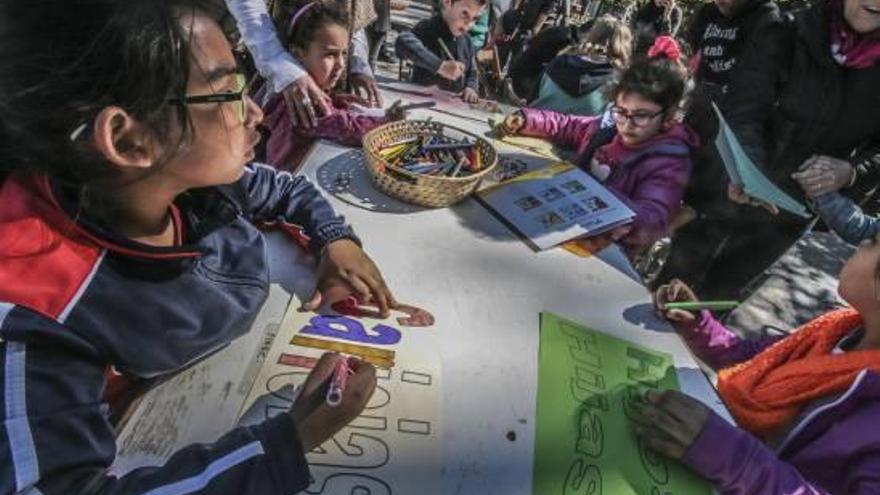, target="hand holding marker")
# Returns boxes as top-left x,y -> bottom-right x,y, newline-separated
653,279 -> 738,326
326,356 -> 355,406
437,38 -> 464,82
288,353 -> 376,452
